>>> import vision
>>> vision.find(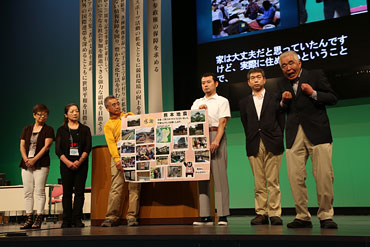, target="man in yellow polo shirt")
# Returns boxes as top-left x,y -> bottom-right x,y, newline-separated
101,95 -> 141,227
